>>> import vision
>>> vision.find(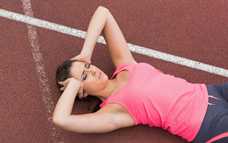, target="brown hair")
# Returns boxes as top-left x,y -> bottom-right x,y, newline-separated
55,59 -> 101,112
55,59 -> 89,90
